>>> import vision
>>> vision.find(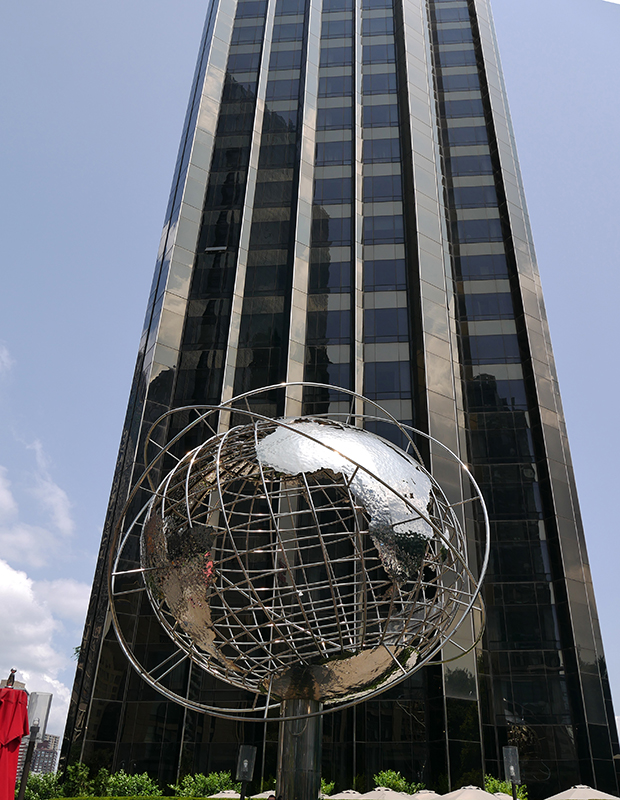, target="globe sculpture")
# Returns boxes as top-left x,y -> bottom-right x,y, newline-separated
108,384 -> 488,800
